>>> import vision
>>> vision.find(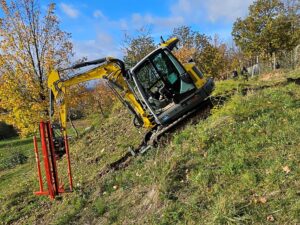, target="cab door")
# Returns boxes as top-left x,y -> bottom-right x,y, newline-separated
132,49 -> 196,112
151,49 -> 195,101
